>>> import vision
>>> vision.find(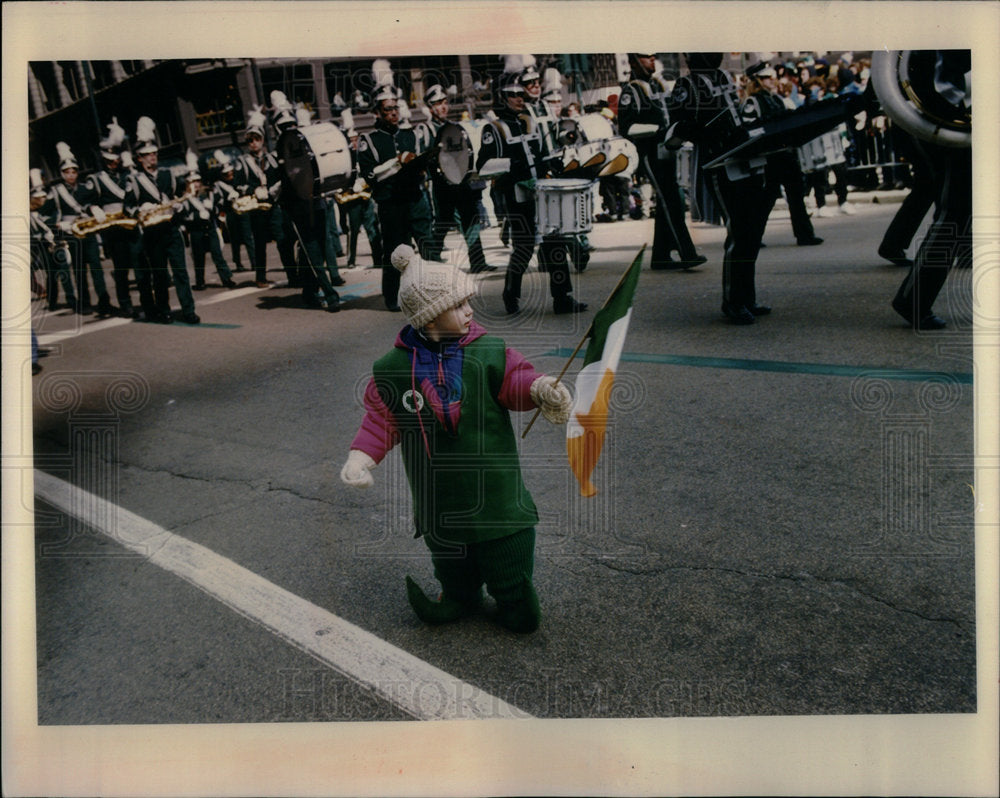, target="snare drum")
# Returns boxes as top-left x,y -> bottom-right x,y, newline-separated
535,178 -> 594,236
436,121 -> 481,185
278,122 -> 353,201
796,124 -> 848,173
